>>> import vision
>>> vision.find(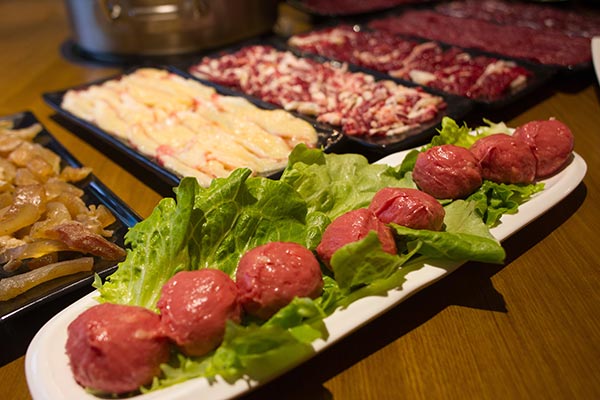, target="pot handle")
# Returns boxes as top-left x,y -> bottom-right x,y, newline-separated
99,0 -> 210,21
